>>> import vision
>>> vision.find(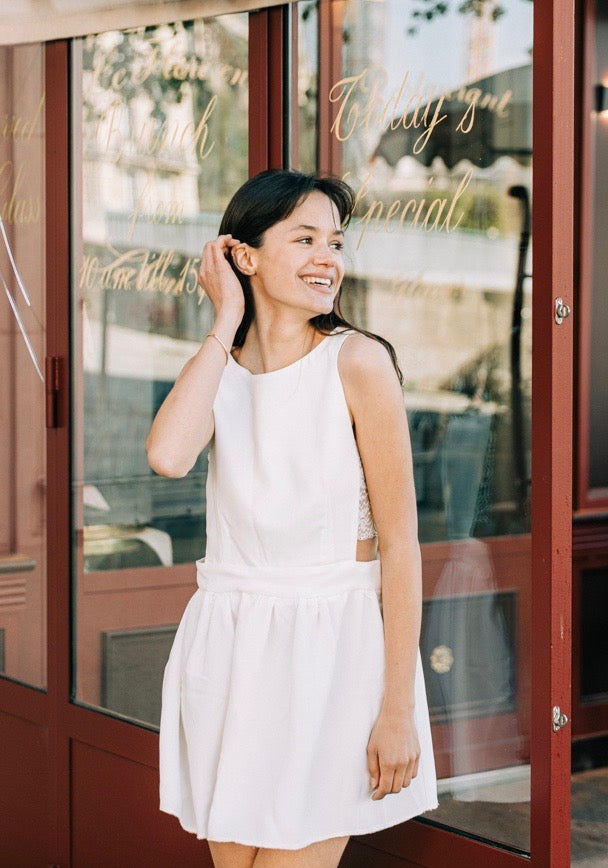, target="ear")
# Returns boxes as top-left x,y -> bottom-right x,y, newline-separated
231,243 -> 257,277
